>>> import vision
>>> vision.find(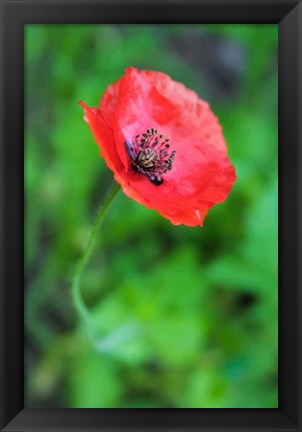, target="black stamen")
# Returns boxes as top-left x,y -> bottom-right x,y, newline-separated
125,128 -> 176,186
